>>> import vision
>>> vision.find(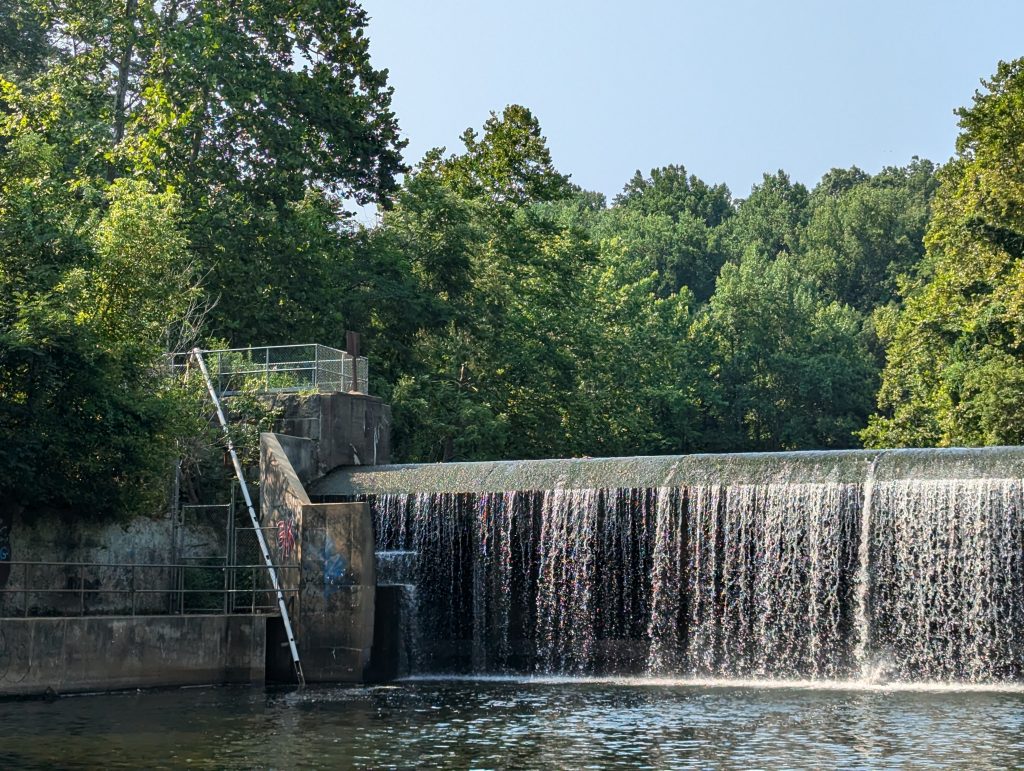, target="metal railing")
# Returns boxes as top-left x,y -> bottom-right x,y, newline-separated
0,560 -> 300,618
169,344 -> 369,395
174,508 -> 287,614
